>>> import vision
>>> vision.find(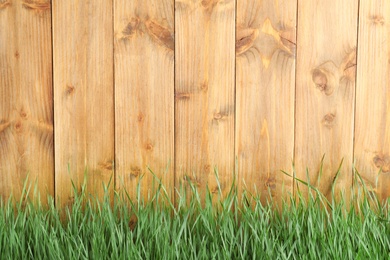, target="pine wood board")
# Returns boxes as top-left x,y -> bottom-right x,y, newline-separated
0,0 -> 53,204
53,0 -> 114,208
295,0 -> 359,200
114,0 -> 174,201
354,0 -> 390,201
175,0 -> 235,198
236,0 -> 297,204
